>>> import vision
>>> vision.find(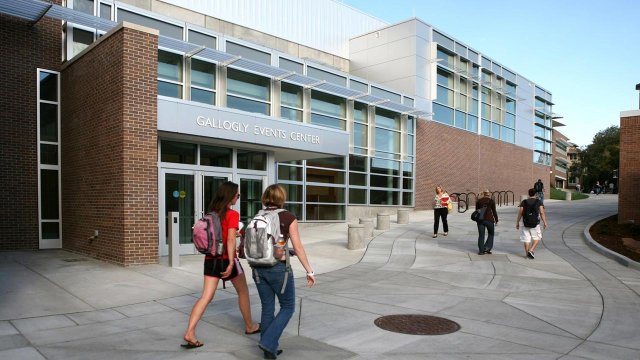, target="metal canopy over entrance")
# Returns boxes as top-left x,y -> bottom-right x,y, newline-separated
1,0 -> 431,117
